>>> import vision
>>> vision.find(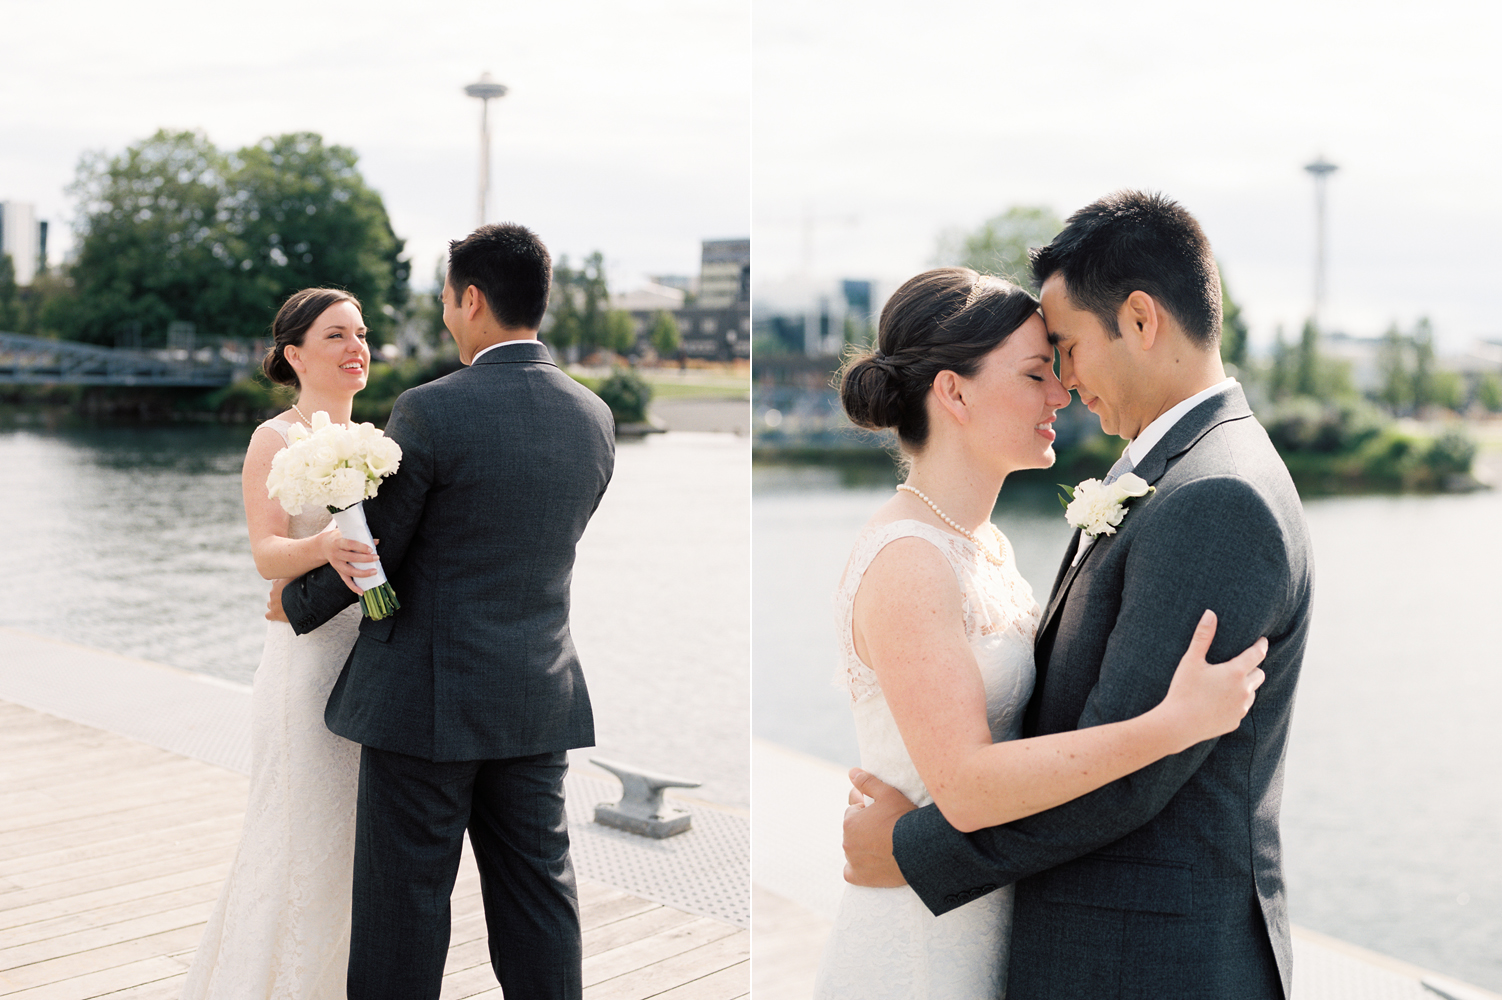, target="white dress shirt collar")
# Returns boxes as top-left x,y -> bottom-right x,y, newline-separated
471,338 -> 539,365
1124,377 -> 1238,468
